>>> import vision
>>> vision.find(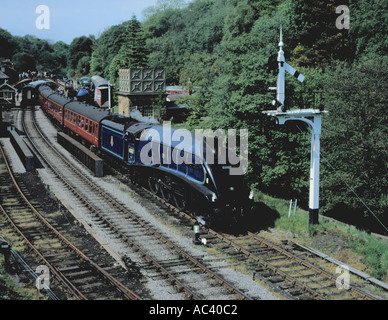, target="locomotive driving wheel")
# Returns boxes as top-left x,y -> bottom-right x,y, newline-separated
148,176 -> 160,195
173,183 -> 187,211
173,192 -> 187,211
160,175 -> 172,202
